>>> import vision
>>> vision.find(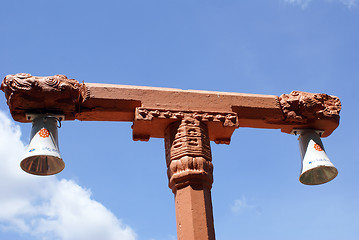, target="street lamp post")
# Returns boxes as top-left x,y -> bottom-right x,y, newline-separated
1,73 -> 341,240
